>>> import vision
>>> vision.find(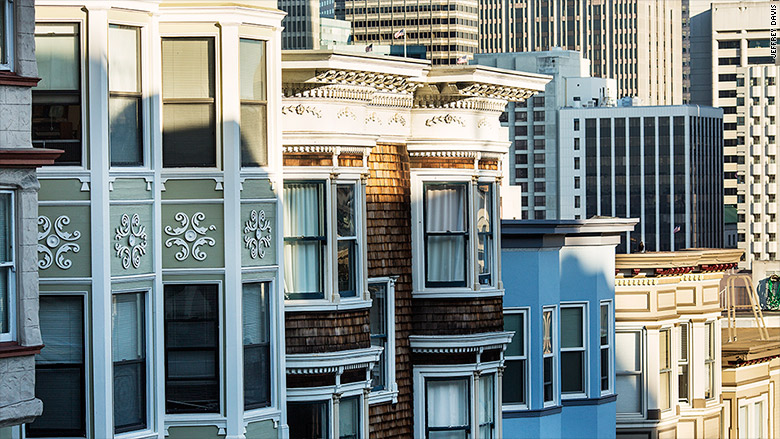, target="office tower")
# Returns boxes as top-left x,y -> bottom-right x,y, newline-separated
706,1 -> 779,269
475,50 -> 616,220
479,0 -> 683,105
559,105 -> 724,252
334,0 -> 479,64
280,0 -> 322,49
